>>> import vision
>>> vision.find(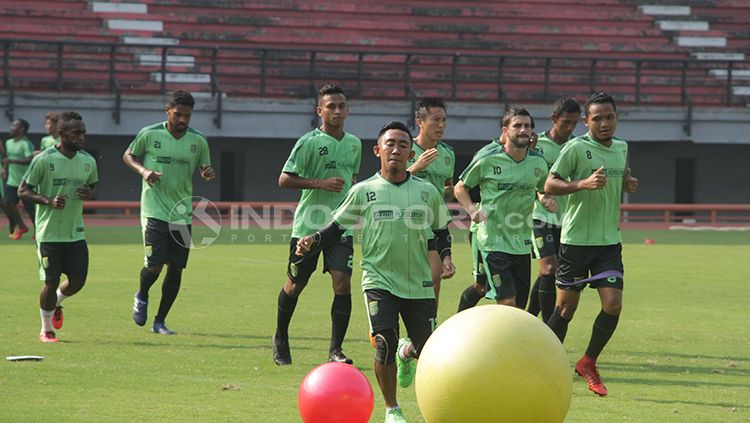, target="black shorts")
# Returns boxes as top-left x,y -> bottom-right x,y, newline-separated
287,236 -> 353,284
532,220 -> 561,259
556,243 -> 624,292
37,240 -> 88,281
4,184 -> 19,205
478,251 -> 531,308
143,218 -> 191,269
364,289 -> 436,355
